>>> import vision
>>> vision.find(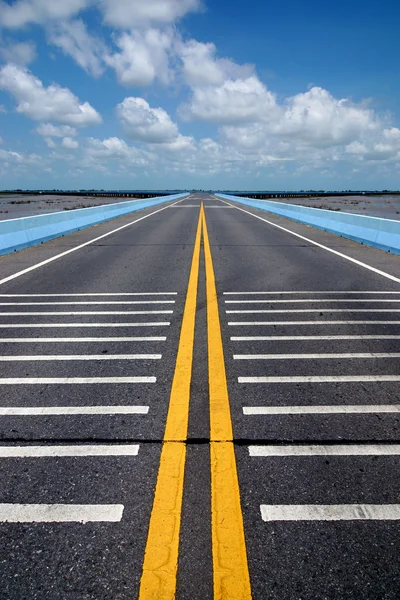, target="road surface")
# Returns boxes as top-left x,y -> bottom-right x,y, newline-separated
0,193 -> 399,599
